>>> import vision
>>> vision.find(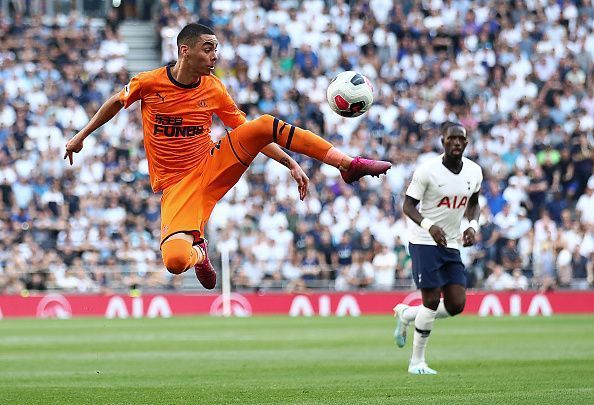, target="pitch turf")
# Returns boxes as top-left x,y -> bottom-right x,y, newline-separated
0,315 -> 592,404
